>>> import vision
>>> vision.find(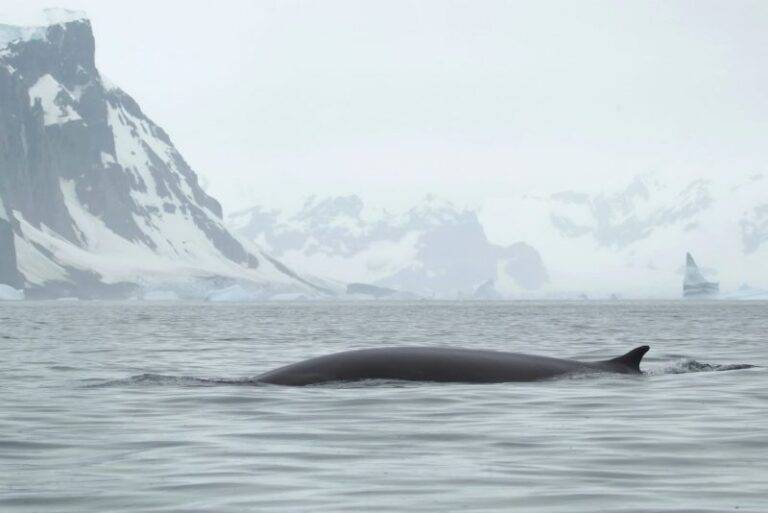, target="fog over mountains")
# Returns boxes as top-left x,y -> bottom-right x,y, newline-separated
231,172 -> 768,299
2,10 -> 767,300
486,172 -> 768,297
229,195 -> 548,299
